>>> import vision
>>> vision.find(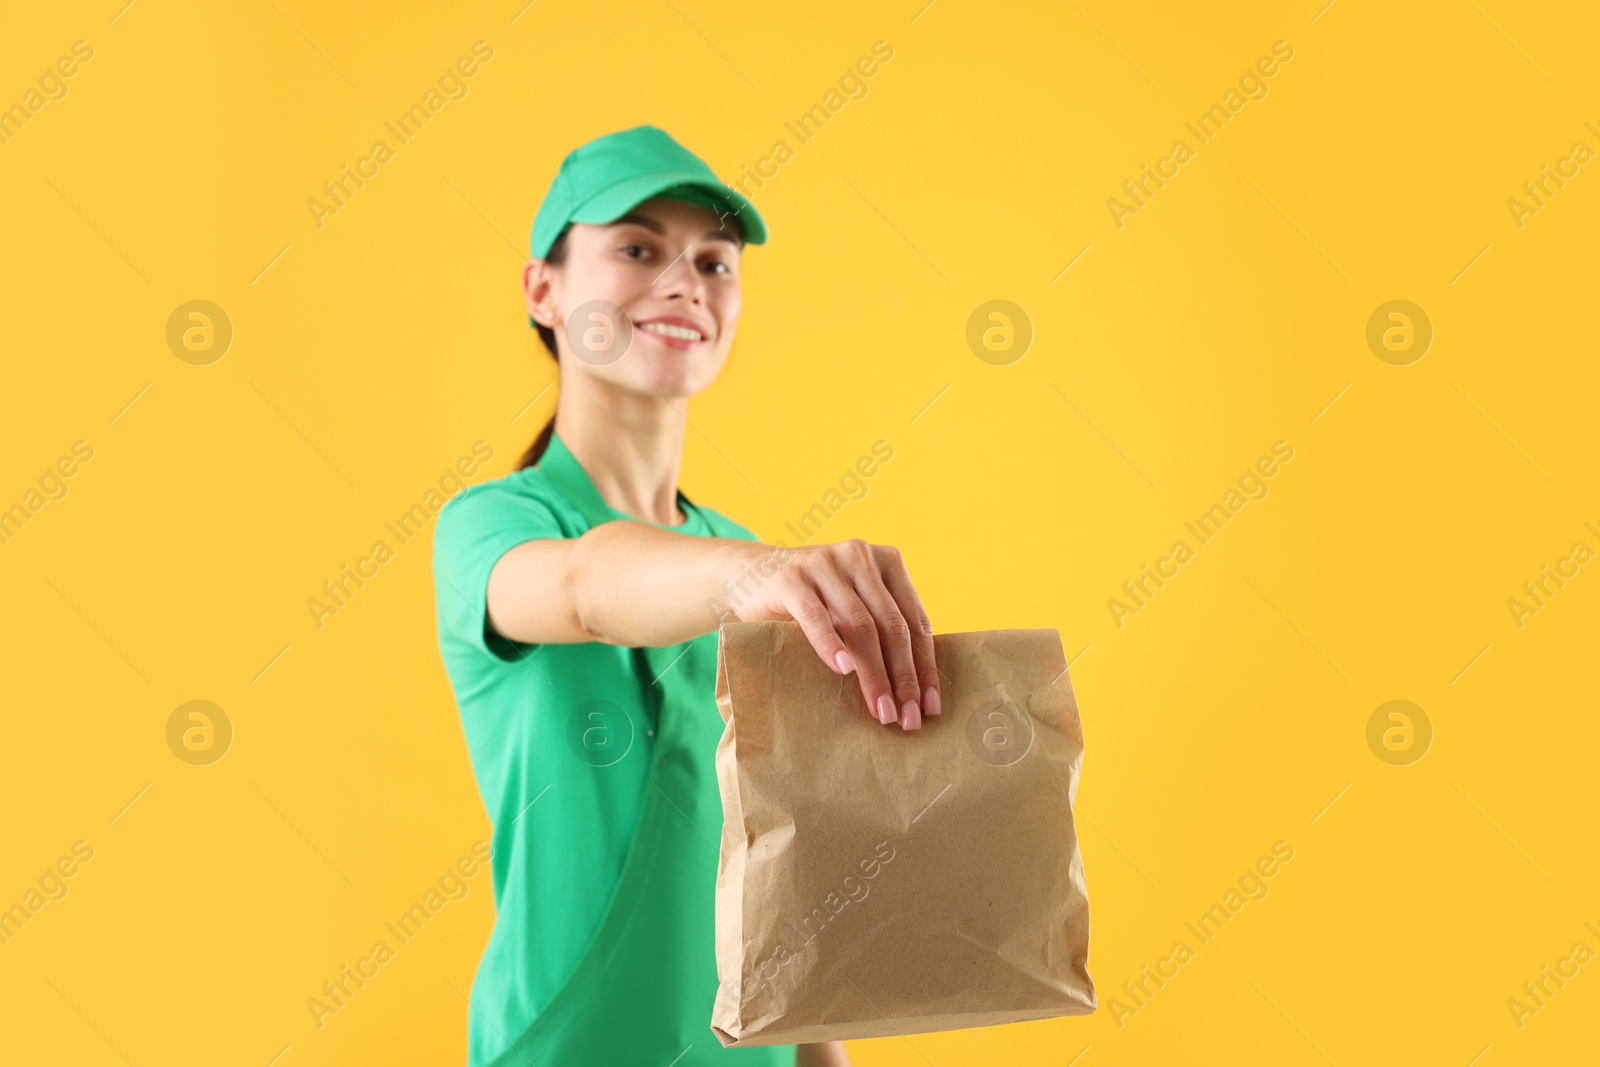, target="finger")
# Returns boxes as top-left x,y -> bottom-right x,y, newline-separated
873,546 -> 940,716
847,560 -> 923,731
809,557 -> 897,725
781,584 -> 858,679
